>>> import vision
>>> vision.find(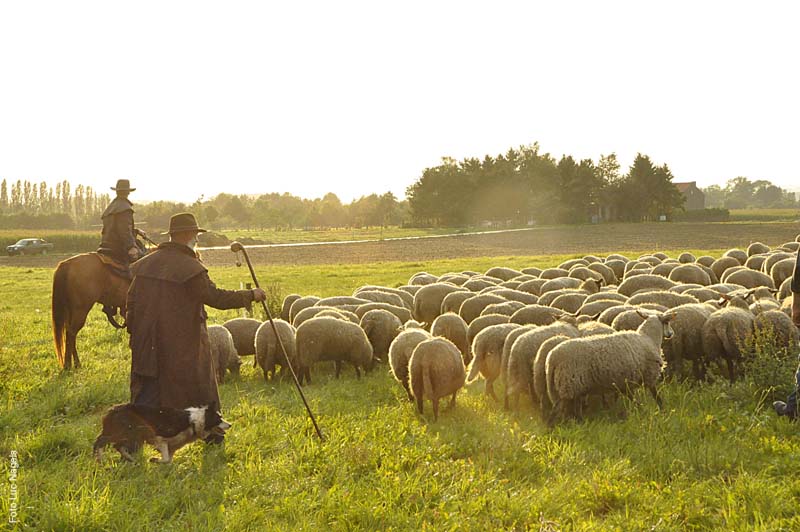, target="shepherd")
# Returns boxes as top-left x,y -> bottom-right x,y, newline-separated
127,212 -> 266,444
98,179 -> 142,273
